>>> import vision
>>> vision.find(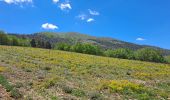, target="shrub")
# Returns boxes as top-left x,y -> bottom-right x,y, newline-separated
15,82 -> 24,88
89,92 -> 103,100
0,75 -> 14,92
82,43 -> 103,55
71,89 -> 85,97
135,48 -> 166,63
100,80 -> 158,99
25,95 -> 33,100
43,78 -> 57,88
70,43 -> 84,53
44,66 -> 51,71
55,43 -> 71,51
104,48 -> 134,59
108,80 -> 146,93
71,43 -> 103,55
0,75 -> 22,99
165,55 -> 170,63
61,85 -> 73,94
25,68 -> 32,72
0,66 -> 6,72
50,96 -> 58,100
1,60 -> 5,62
10,88 -> 23,99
